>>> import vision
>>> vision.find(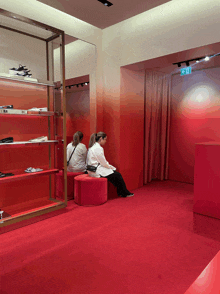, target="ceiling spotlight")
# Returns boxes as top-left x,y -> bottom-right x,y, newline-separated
186,61 -> 190,67
205,56 -> 210,61
178,63 -> 181,68
196,60 -> 199,63
97,0 -> 113,7
76,84 -> 79,87
85,82 -> 88,85
68,86 -> 71,89
81,83 -> 84,87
